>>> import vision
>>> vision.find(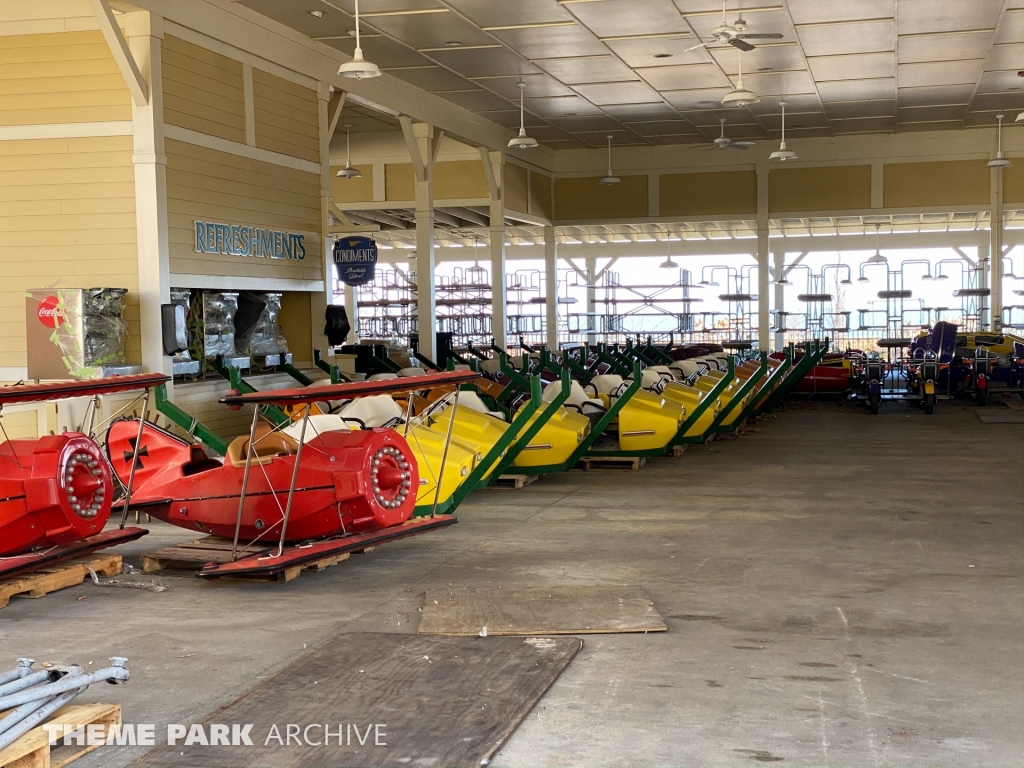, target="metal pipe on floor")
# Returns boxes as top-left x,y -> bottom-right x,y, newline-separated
0,686 -> 86,751
0,658 -> 127,711
0,658 -> 35,688
0,665 -> 69,698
